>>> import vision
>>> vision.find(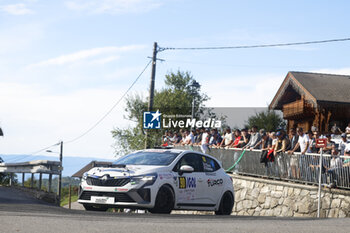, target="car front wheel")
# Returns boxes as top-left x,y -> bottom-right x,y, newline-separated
149,185 -> 174,214
215,191 -> 234,215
